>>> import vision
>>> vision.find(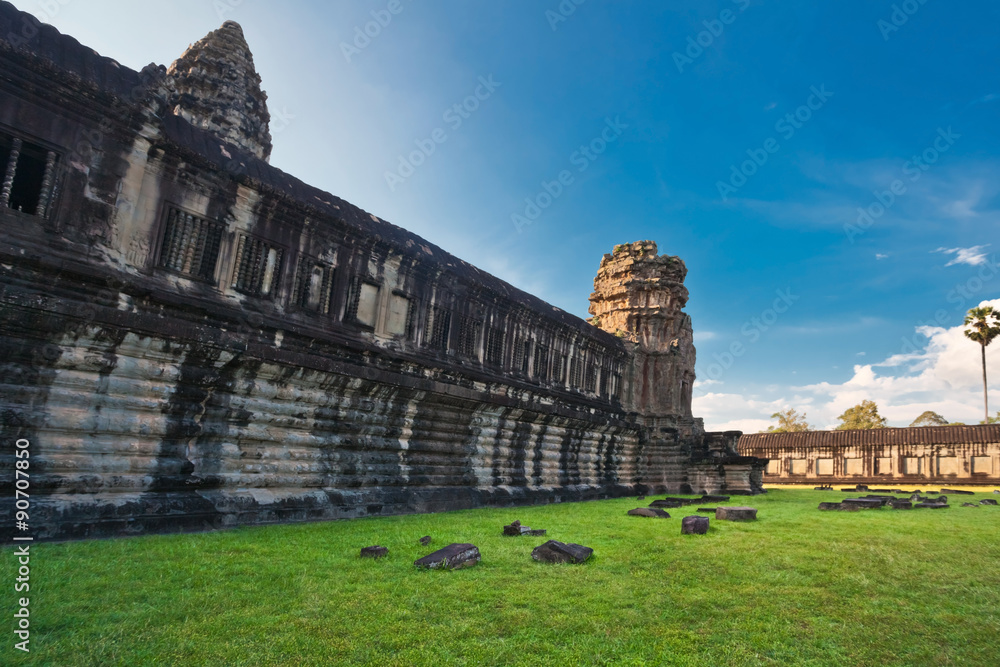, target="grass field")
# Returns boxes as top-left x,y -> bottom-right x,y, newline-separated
3,487 -> 1000,666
